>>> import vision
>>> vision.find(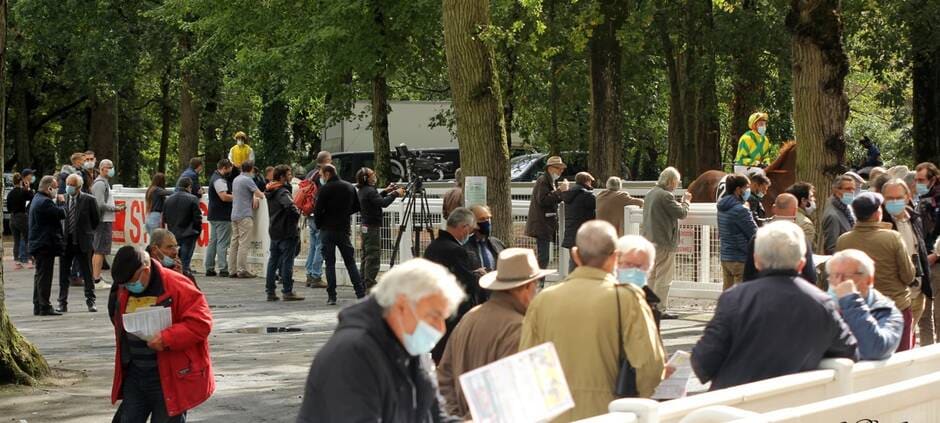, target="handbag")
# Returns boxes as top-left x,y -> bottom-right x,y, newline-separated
614,285 -> 639,397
